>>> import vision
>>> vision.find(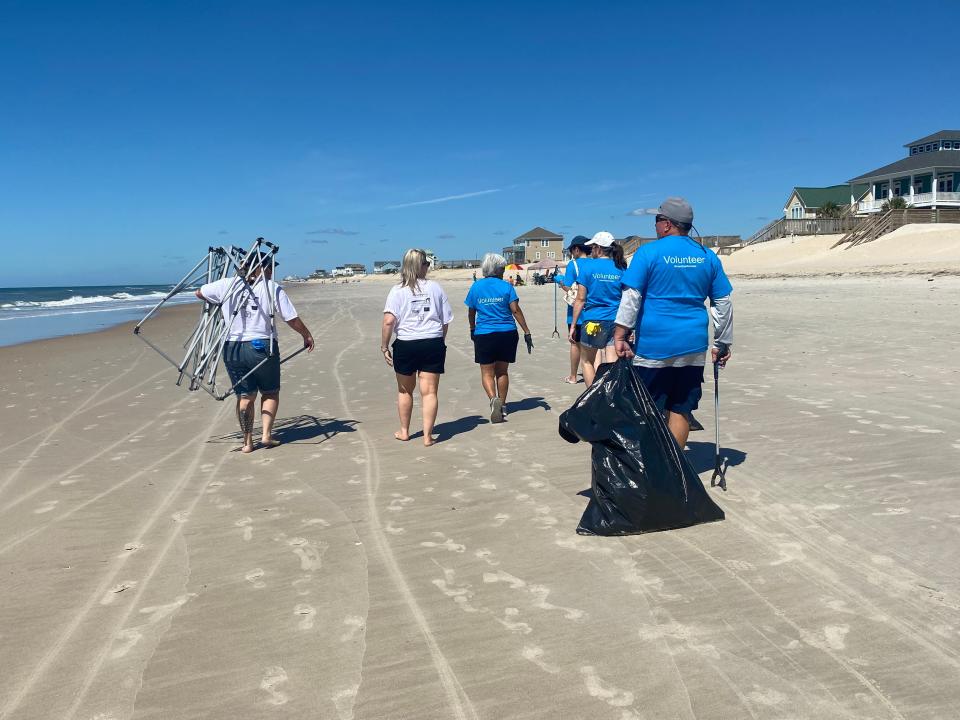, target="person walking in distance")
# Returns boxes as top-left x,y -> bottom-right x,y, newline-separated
381,249 -> 454,447
613,197 -> 733,449
556,236 -> 590,384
